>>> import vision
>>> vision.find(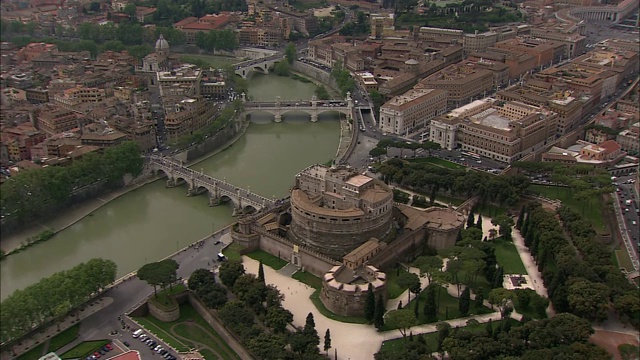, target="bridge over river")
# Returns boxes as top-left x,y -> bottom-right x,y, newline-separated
243,94 -> 354,122
148,156 -> 276,215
